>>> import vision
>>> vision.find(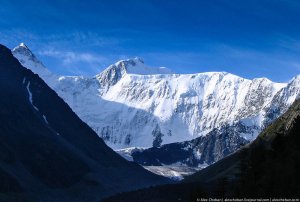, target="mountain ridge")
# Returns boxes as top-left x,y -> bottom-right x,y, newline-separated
11,43 -> 300,169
